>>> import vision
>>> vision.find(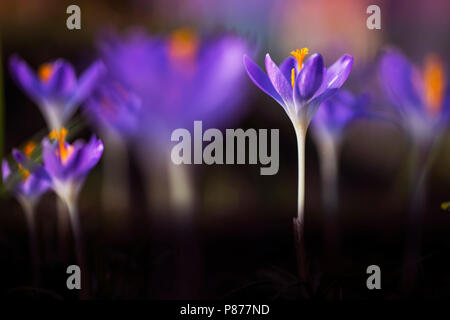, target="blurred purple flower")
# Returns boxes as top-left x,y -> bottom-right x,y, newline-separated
9,56 -> 105,130
2,142 -> 50,204
98,28 -> 249,140
379,50 -> 450,142
244,48 -> 353,130
42,128 -> 103,203
312,89 -> 370,140
85,83 -> 142,138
